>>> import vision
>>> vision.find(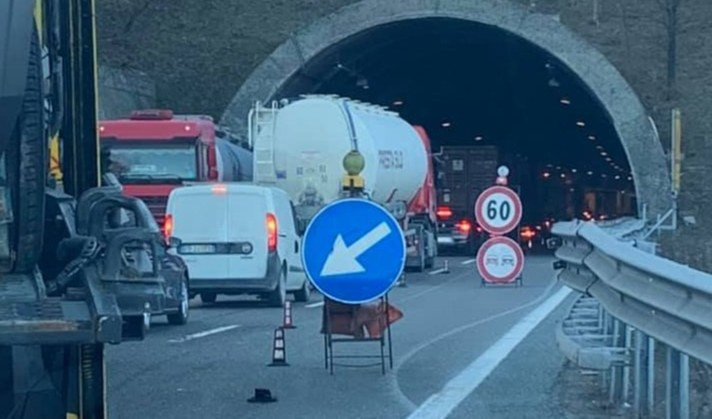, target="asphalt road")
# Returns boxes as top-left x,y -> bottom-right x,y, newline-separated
107,254 -> 574,419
